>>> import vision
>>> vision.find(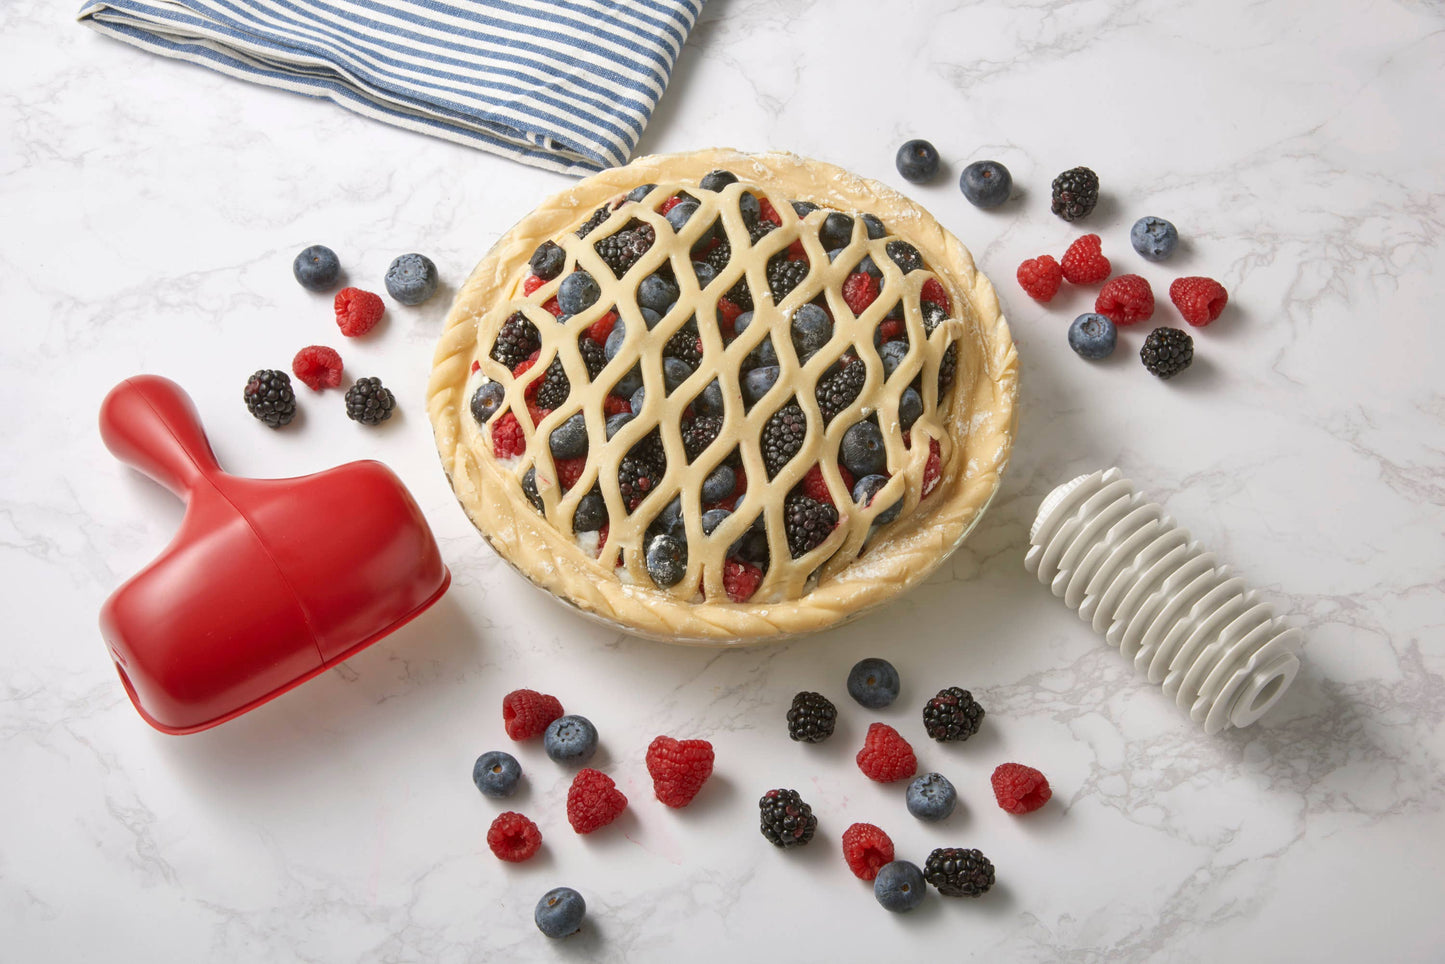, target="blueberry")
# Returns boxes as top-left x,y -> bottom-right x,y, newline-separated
747,336 -> 778,370
906,772 -> 957,821
742,366 -> 780,405
292,244 -> 341,292
847,657 -> 900,708
694,379 -> 725,415
1131,216 -> 1179,262
879,340 -> 909,379
655,496 -> 684,538
663,357 -> 693,393
738,191 -> 760,226
604,319 -> 628,361
857,254 -> 883,279
528,240 -> 566,280
700,169 -> 738,192
385,253 -> 439,306
641,307 -> 663,329
853,474 -> 902,525
861,214 -> 887,240
544,714 -> 598,764
613,364 -> 643,399
701,507 -> 732,534
605,412 -> 634,439
790,200 -> 819,219
733,310 -> 755,336
646,533 -> 687,588
1068,312 -> 1118,360
692,261 -> 717,287
573,491 -> 607,532
729,522 -> 769,564
558,271 -> 600,314
819,212 -> 854,251
960,160 -> 1012,208
522,467 -> 543,511
702,465 -> 736,504
874,860 -> 926,912
841,420 -> 886,477
630,384 -> 648,415
639,273 -> 678,313
665,200 -> 701,234
472,750 -> 521,798
895,139 -> 941,183
469,381 -> 505,424
898,387 -> 922,431
827,247 -> 847,263
791,304 -> 832,360
626,183 -> 657,203
549,412 -> 588,459
535,887 -> 586,939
